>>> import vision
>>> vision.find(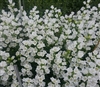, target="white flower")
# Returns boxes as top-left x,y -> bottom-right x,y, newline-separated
50,47 -> 60,53
98,3 -> 100,8
97,53 -> 100,58
28,83 -> 36,87
35,74 -> 45,83
23,63 -> 32,70
82,68 -> 88,75
20,57 -> 26,62
22,40 -> 32,46
41,59 -> 47,65
28,20 -> 34,25
95,59 -> 100,66
48,82 -> 55,87
37,41 -> 45,49
82,76 -> 88,82
88,29 -> 94,34
23,78 -> 33,83
65,29 -> 71,34
54,57 -> 62,64
7,65 -> 14,71
0,61 -> 7,67
77,44 -> 83,49
46,36 -> 53,44
93,50 -> 98,55
42,65 -> 50,74
87,77 -> 97,87
1,75 -> 9,81
29,31 -> 37,38
36,35 -> 43,40
80,82 -> 85,87
44,19 -> 48,24
94,84 -> 99,87
78,51 -> 84,58
21,68 -> 27,75
8,0 -> 12,4
87,0 -> 91,3
37,51 -> 46,57
78,36 -> 84,43
50,77 -> 60,84
68,42 -> 76,50
89,68 -> 96,75
0,69 -> 5,76
32,40 -> 37,45
51,5 -> 54,9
